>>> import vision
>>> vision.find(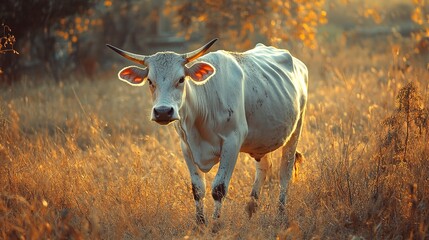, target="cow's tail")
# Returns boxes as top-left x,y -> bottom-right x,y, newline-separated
293,150 -> 304,181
